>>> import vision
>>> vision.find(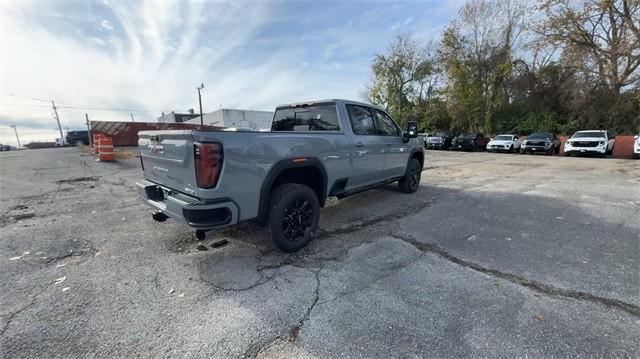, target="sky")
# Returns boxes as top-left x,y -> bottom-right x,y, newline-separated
0,0 -> 464,145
